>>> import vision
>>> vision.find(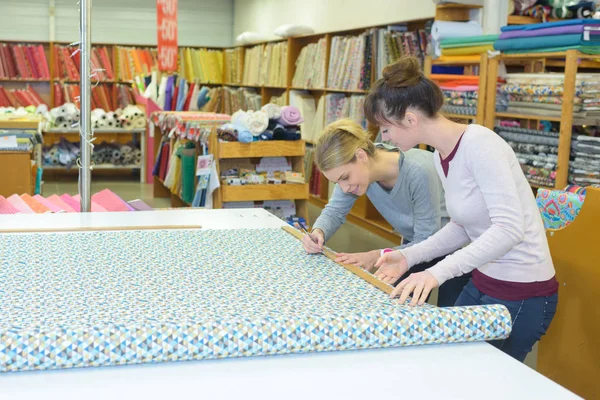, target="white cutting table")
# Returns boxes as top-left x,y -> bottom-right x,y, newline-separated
0,209 -> 579,400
